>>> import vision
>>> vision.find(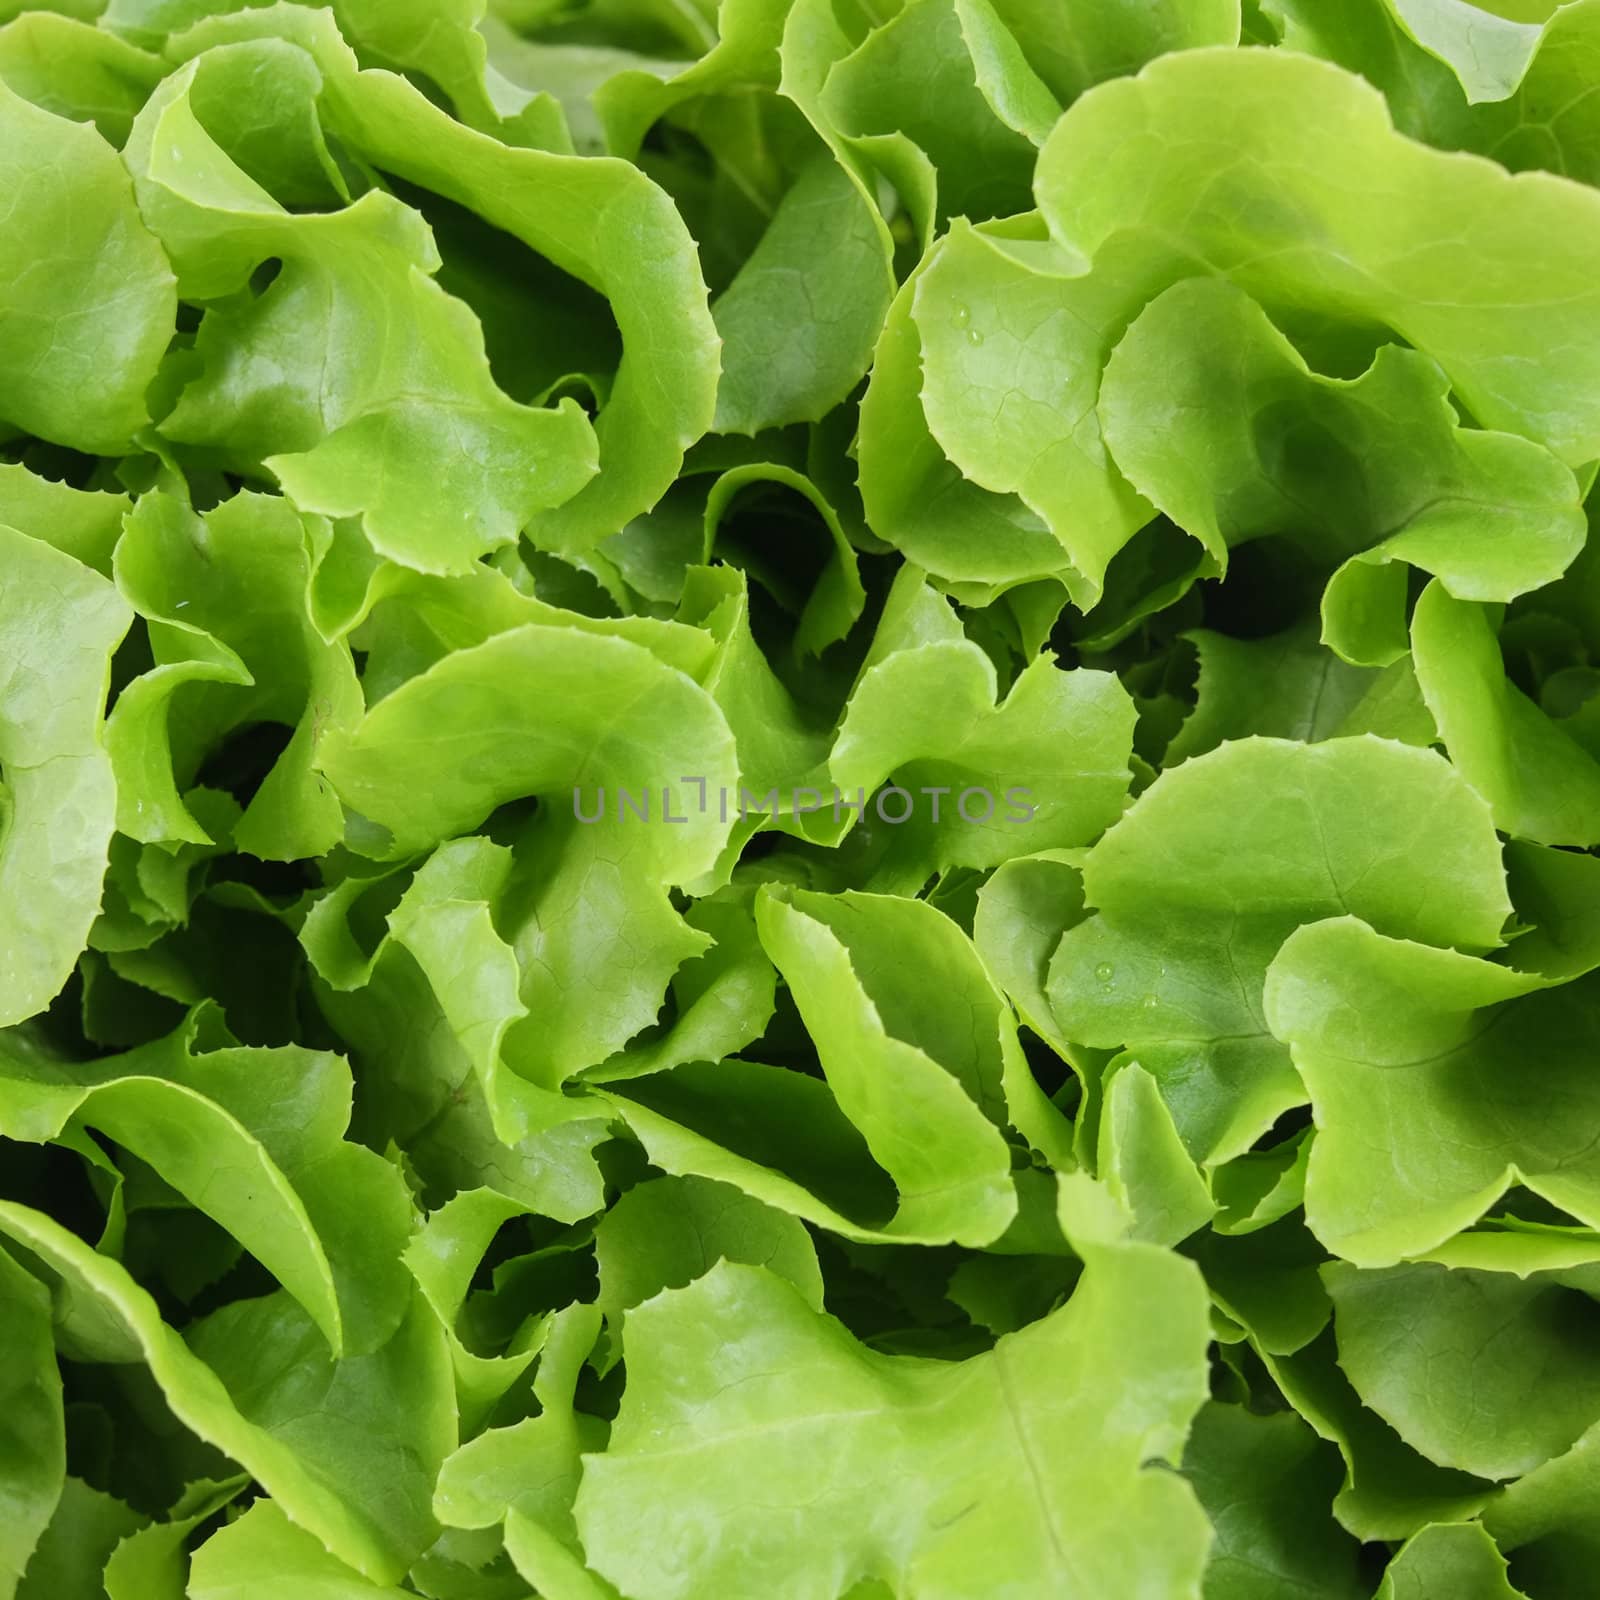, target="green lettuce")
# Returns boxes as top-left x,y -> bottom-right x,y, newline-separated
7,3 -> 1600,1594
